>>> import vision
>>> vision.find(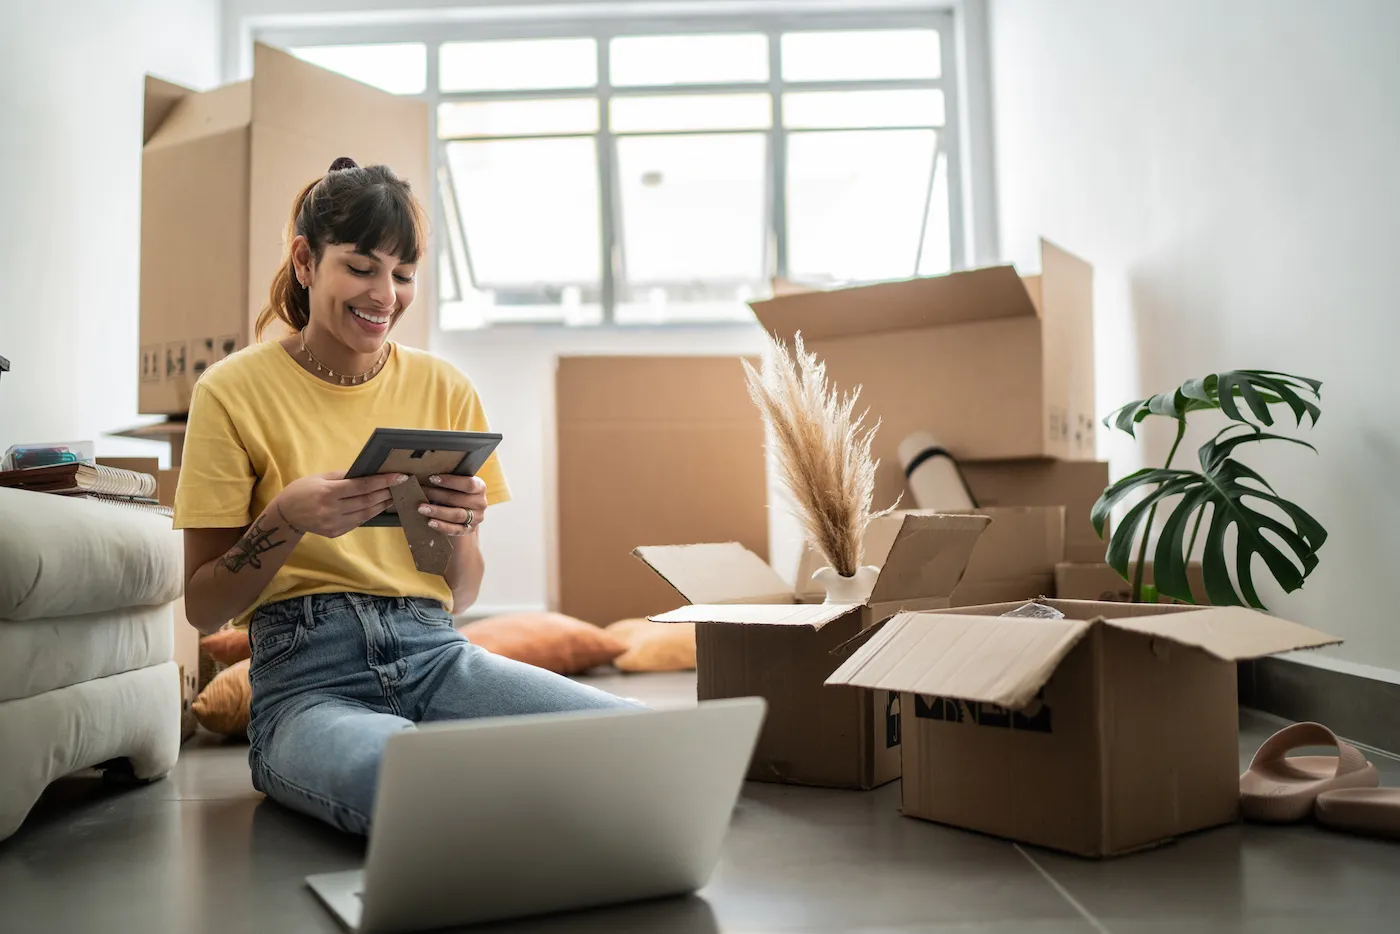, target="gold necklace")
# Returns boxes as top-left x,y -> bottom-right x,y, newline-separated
299,330 -> 389,385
